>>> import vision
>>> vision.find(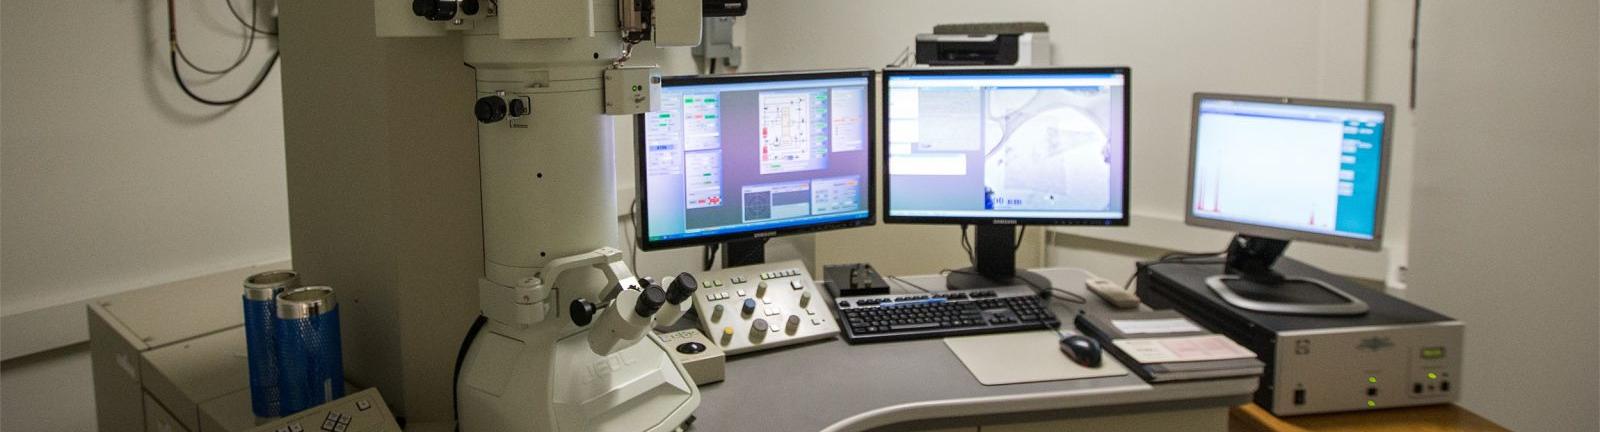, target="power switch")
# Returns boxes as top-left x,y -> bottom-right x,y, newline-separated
1293,389 -> 1306,405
